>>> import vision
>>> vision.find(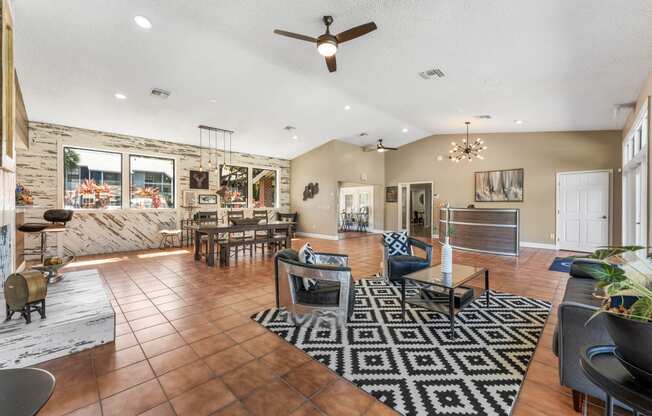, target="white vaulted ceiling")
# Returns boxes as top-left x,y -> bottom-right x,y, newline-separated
12,0 -> 652,159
